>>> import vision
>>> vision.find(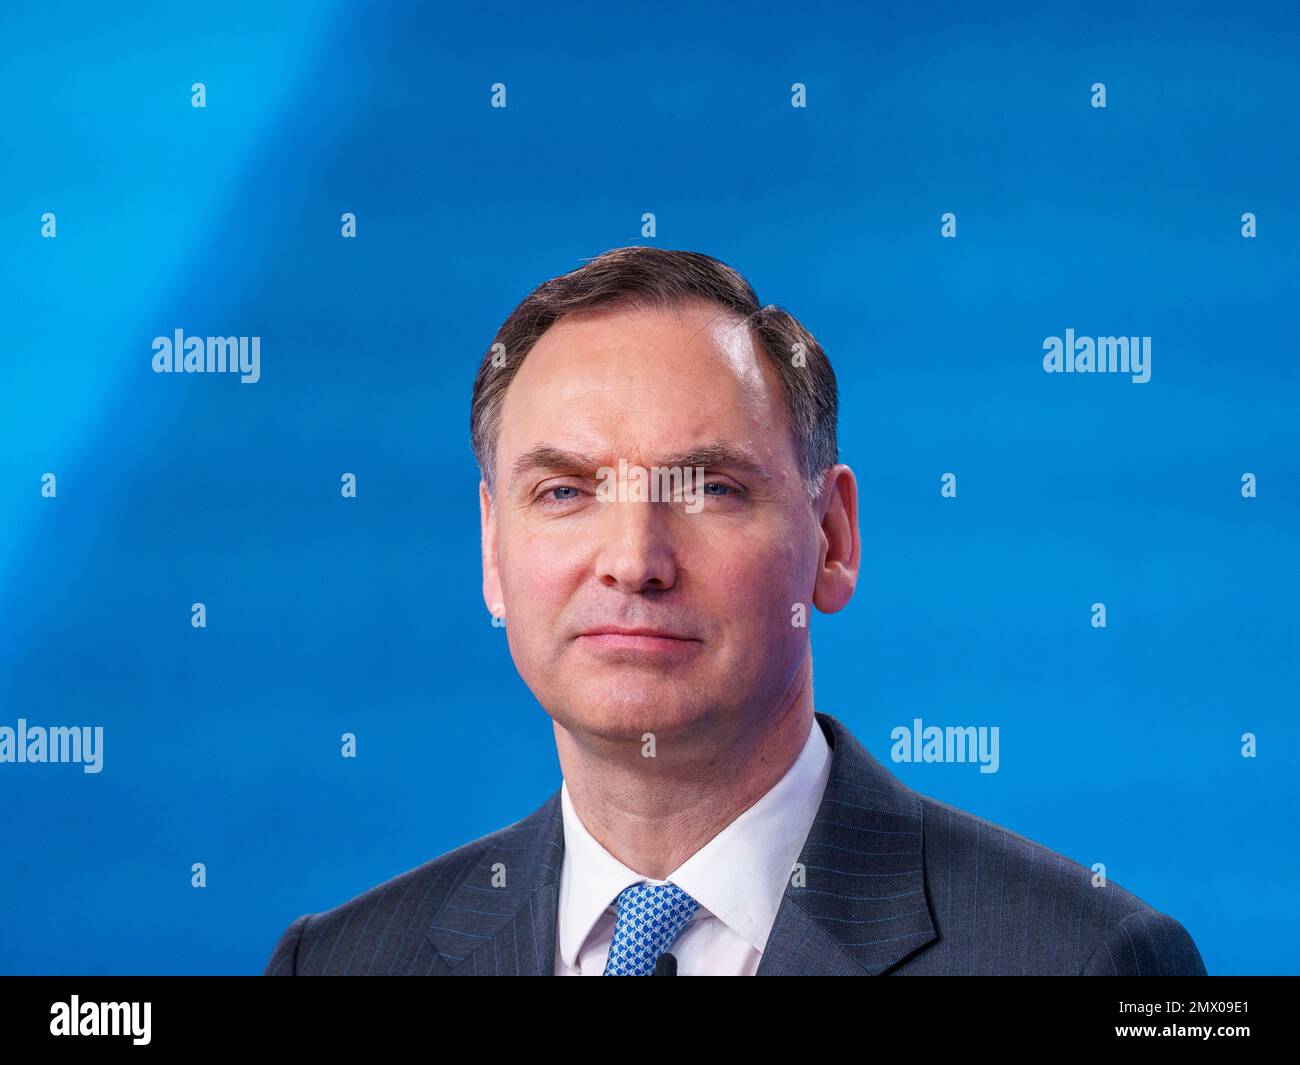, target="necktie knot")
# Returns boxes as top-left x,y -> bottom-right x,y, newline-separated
602,882 -> 699,975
